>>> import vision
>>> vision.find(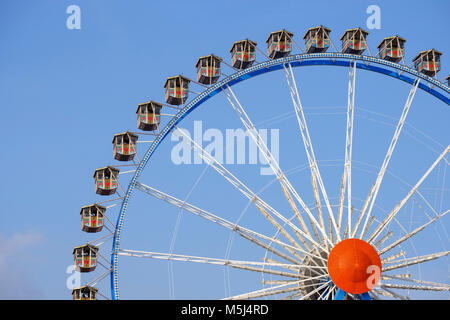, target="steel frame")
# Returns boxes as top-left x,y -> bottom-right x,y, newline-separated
110,53 -> 450,300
